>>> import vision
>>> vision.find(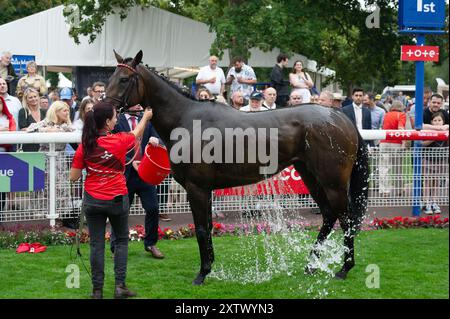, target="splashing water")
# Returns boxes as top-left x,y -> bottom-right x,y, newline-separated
210,176 -> 347,297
